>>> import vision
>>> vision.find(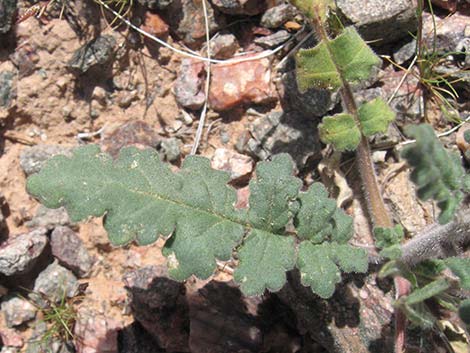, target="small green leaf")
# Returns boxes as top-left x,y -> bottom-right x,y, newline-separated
319,113 -> 361,151
330,208 -> 354,244
297,242 -> 367,298
295,27 -> 380,92
405,278 -> 450,305
234,230 -> 296,296
399,301 -> 436,328
358,98 -> 396,136
402,124 -> 466,224
296,42 -> 341,91
445,258 -> 470,290
373,225 -> 404,249
459,298 -> 470,324
379,245 -> 402,260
